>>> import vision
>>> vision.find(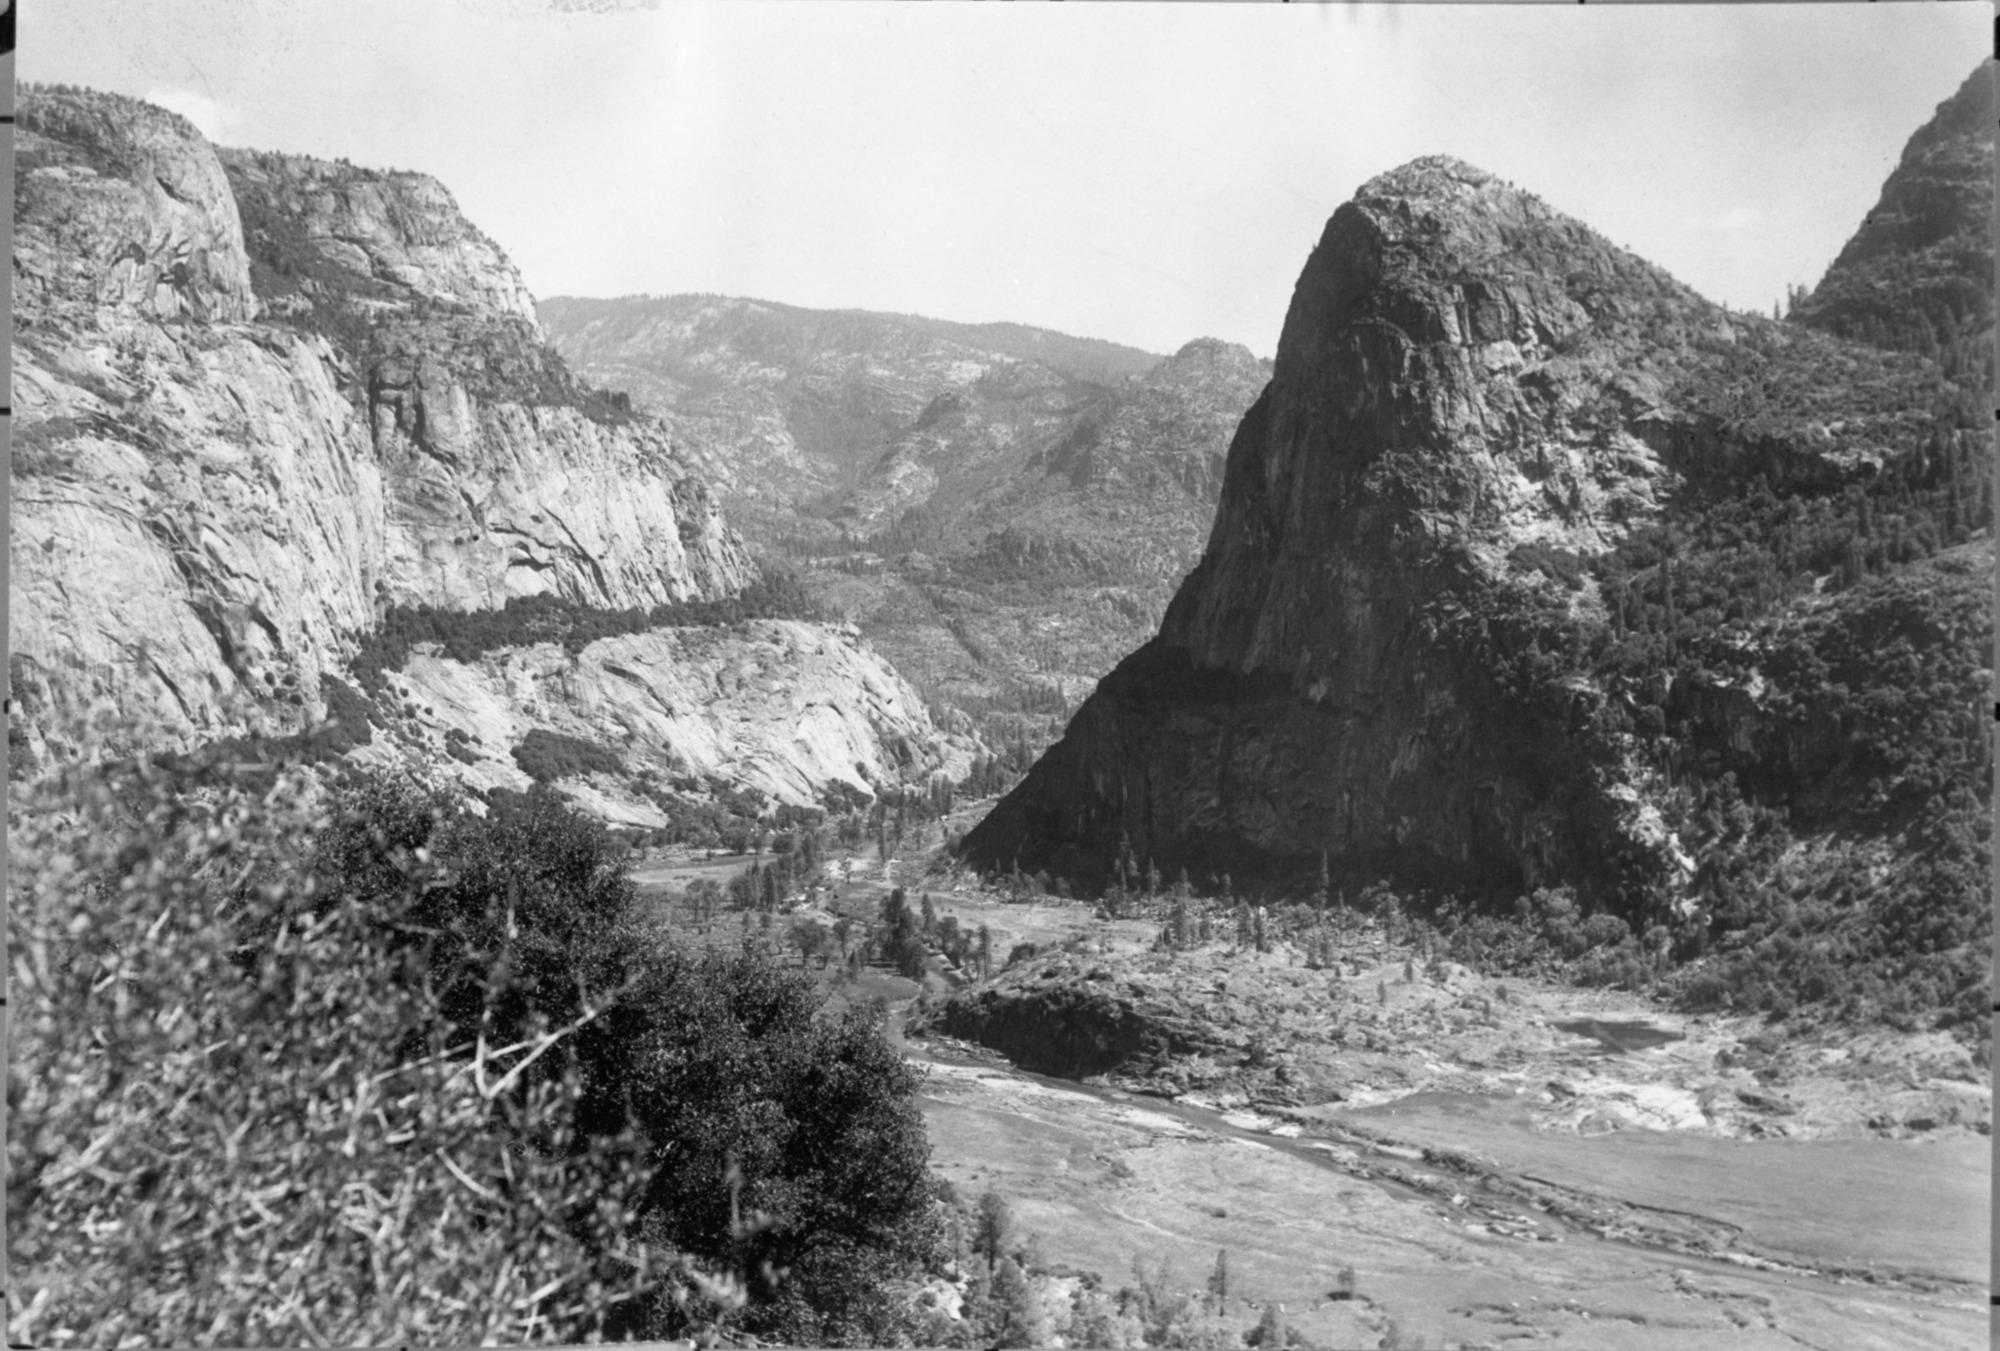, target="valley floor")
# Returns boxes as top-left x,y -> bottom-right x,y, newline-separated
918,1057 -> 1984,1350
634,823 -> 1989,1350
